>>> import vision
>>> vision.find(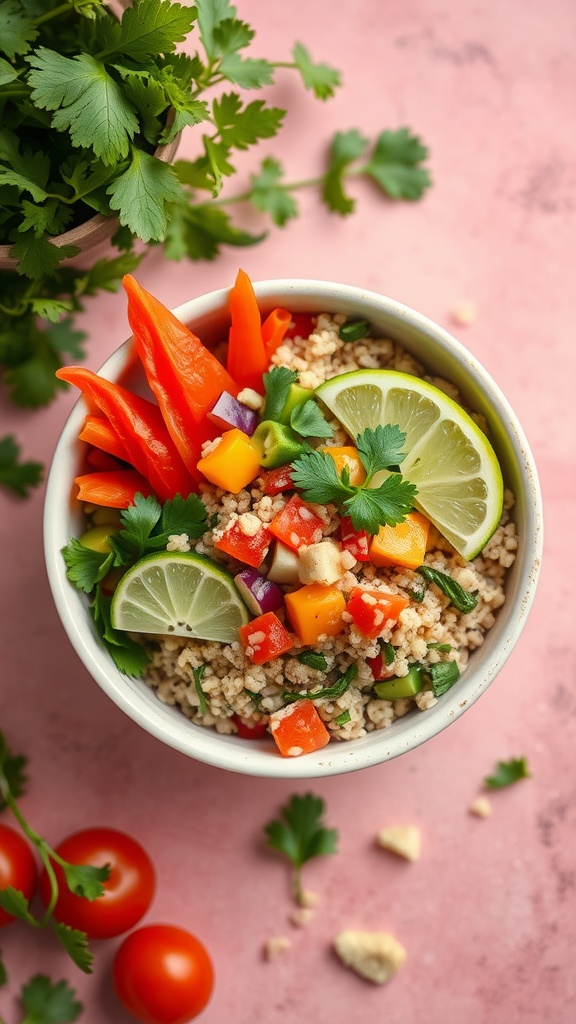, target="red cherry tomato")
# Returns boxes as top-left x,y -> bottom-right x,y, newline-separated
39,827 -> 155,939
0,823 -> 38,927
113,924 -> 214,1024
